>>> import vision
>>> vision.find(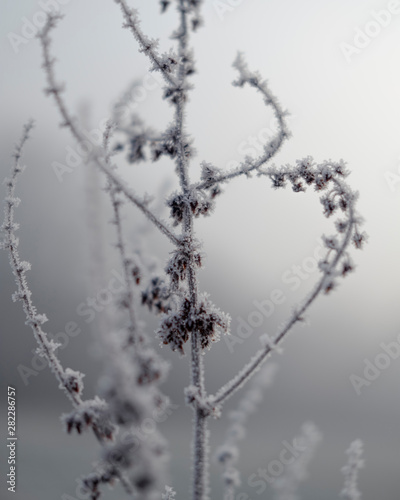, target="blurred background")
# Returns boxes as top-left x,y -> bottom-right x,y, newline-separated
1,0 -> 400,498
